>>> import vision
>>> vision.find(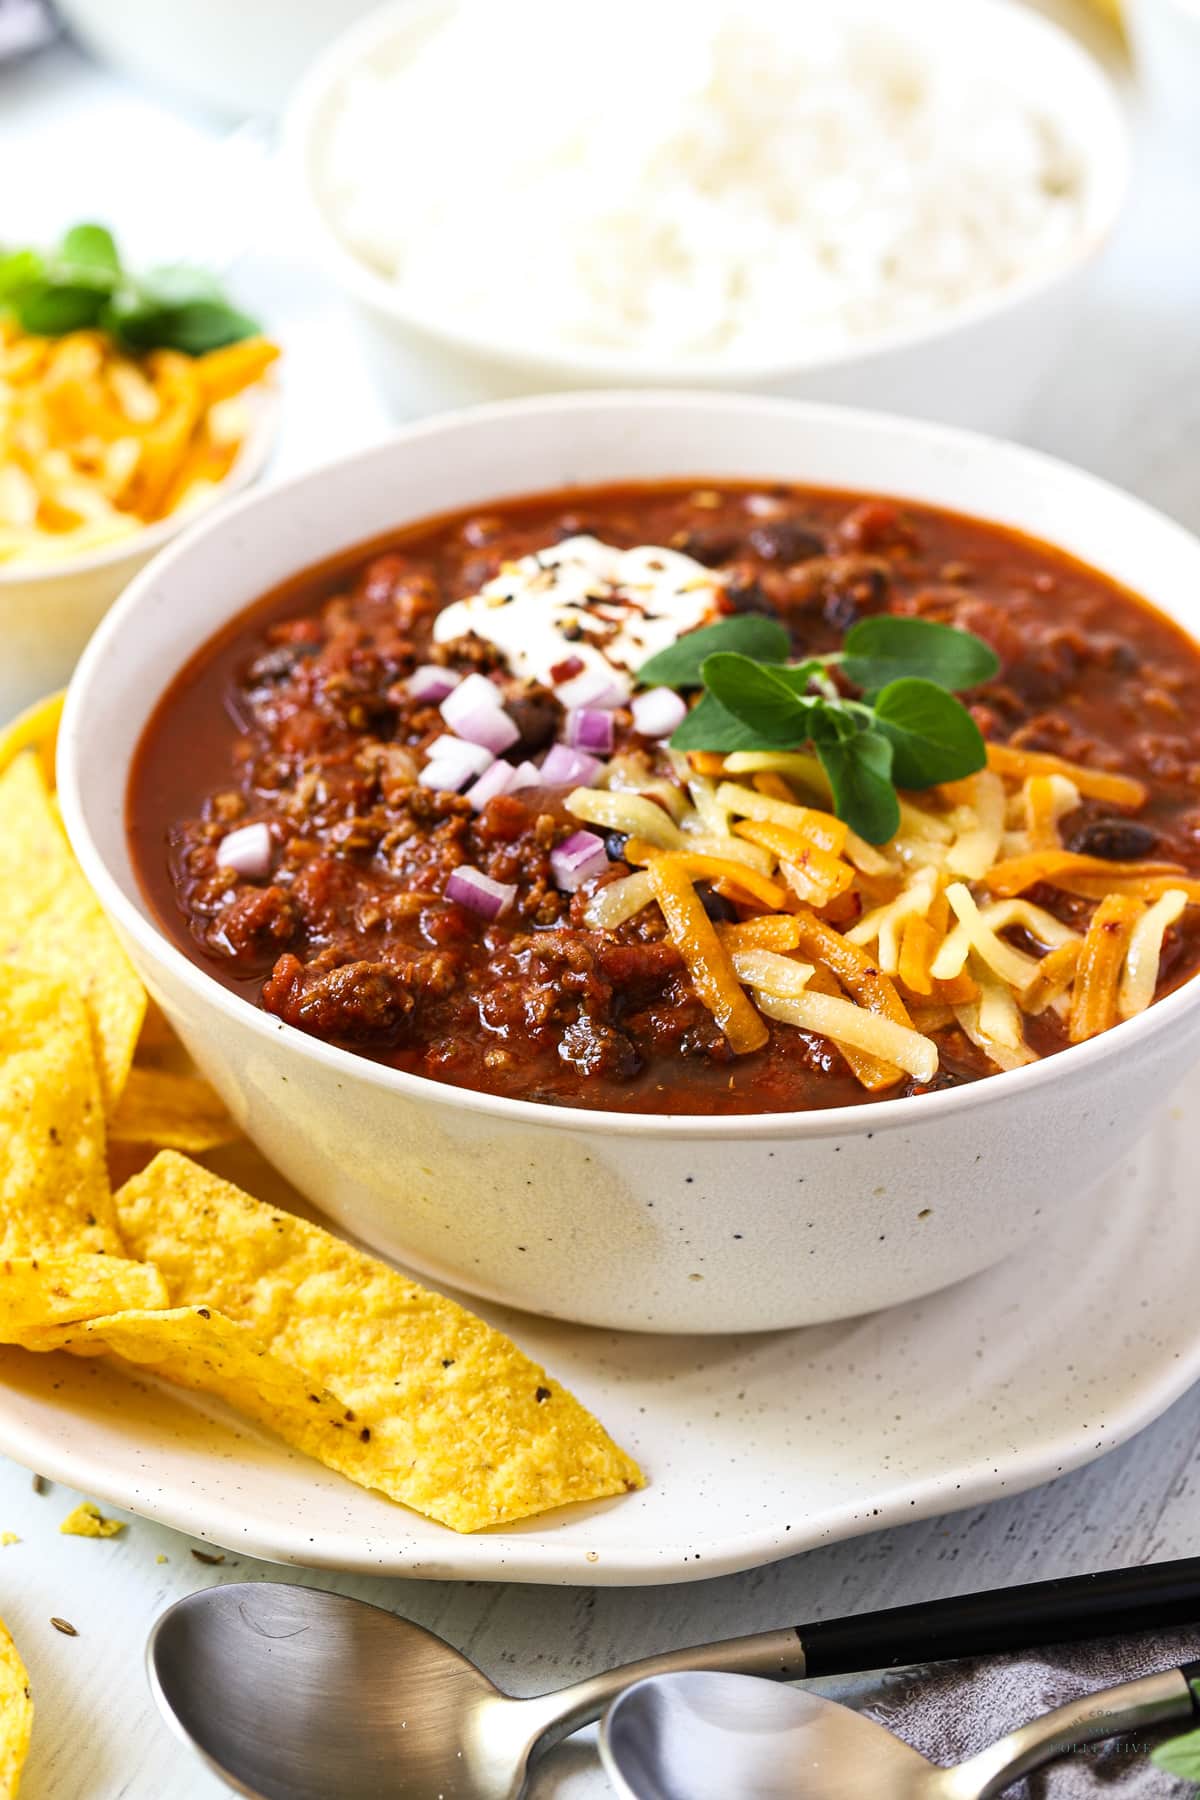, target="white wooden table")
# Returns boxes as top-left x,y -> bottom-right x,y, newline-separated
3,21 -> 1200,1799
